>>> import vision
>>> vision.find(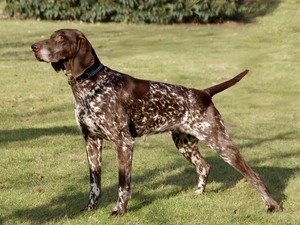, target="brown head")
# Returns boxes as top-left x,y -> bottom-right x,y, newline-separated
31,29 -> 100,81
